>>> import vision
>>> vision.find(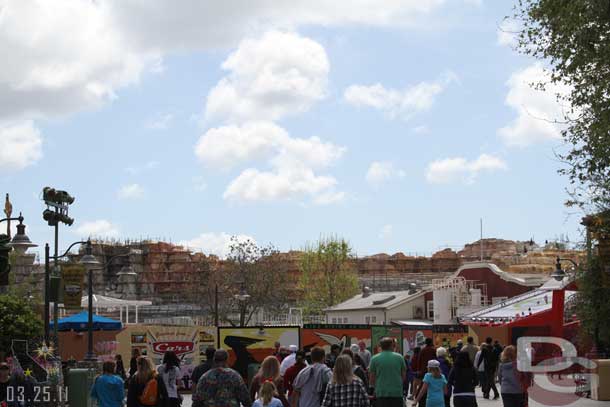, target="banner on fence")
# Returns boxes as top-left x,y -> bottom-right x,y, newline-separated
218,326 -> 299,378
